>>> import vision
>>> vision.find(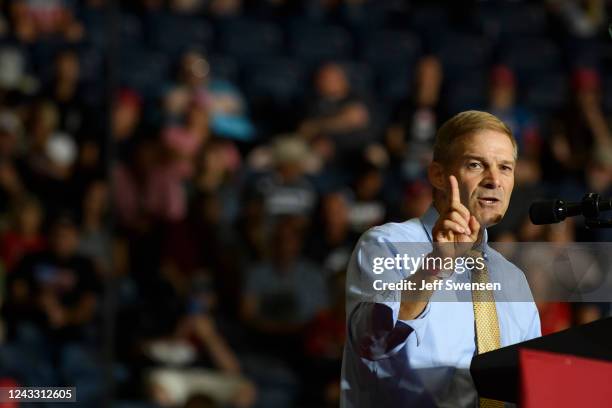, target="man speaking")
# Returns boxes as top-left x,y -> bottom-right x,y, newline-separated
341,111 -> 541,407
